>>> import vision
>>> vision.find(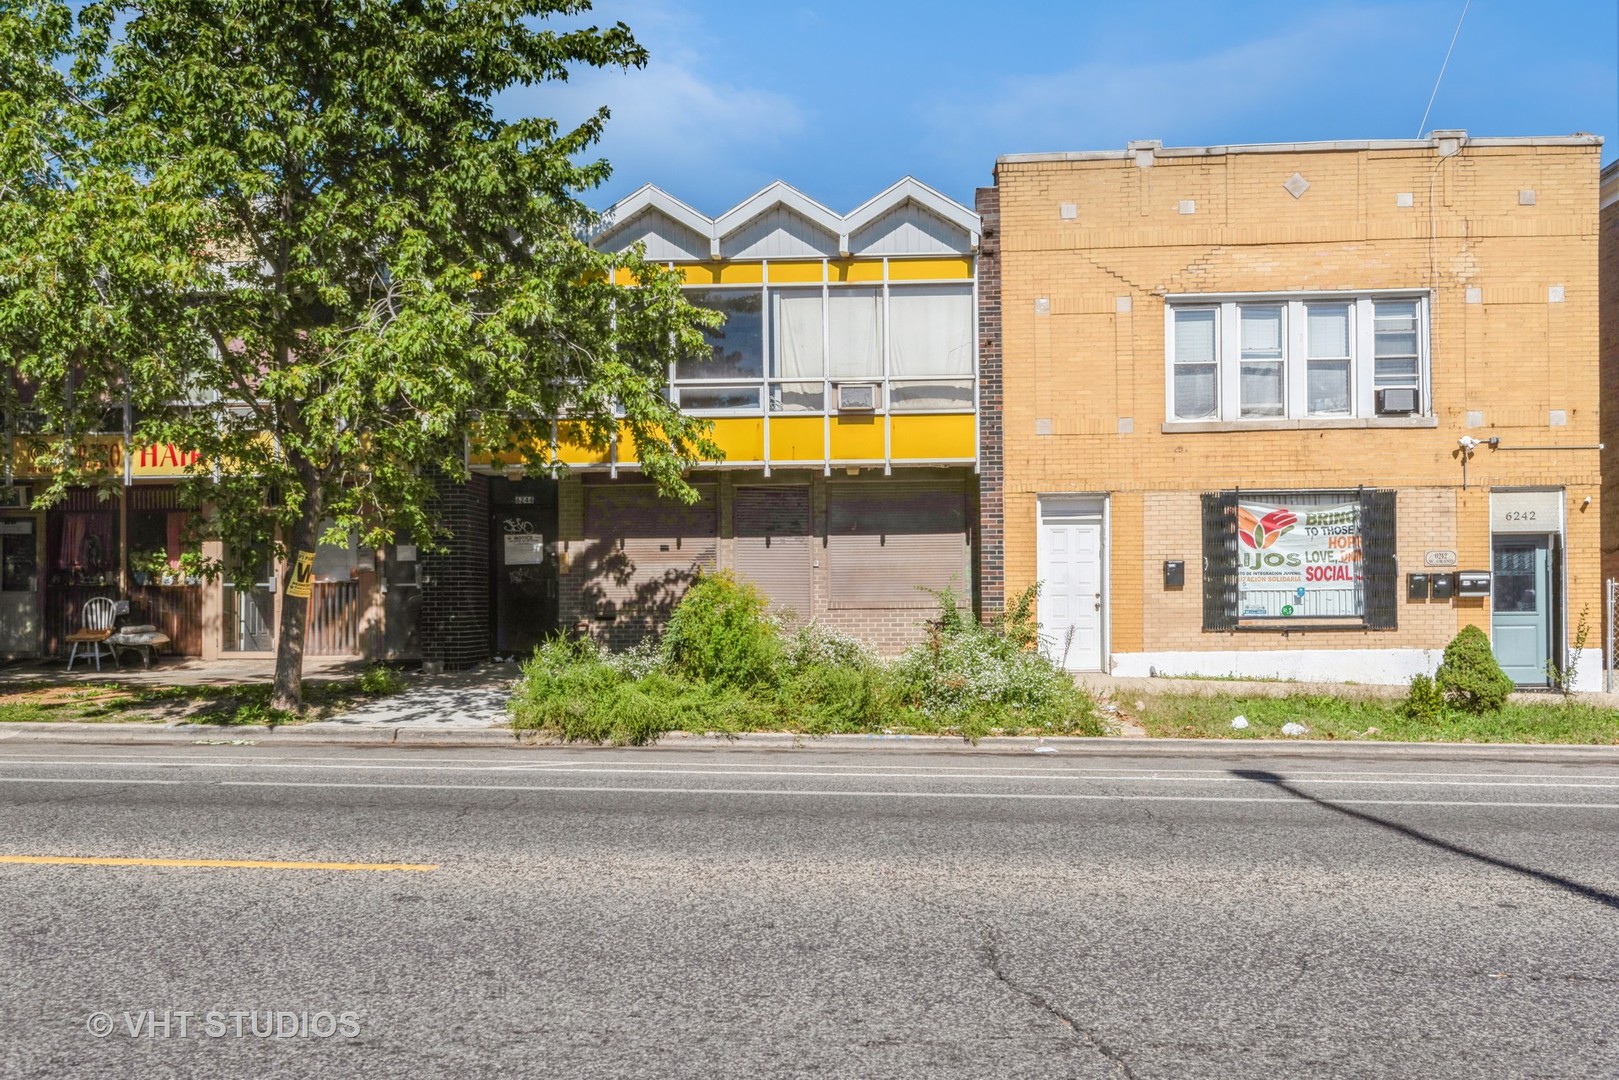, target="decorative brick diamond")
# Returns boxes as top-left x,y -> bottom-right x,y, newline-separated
1283,173 -> 1310,199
